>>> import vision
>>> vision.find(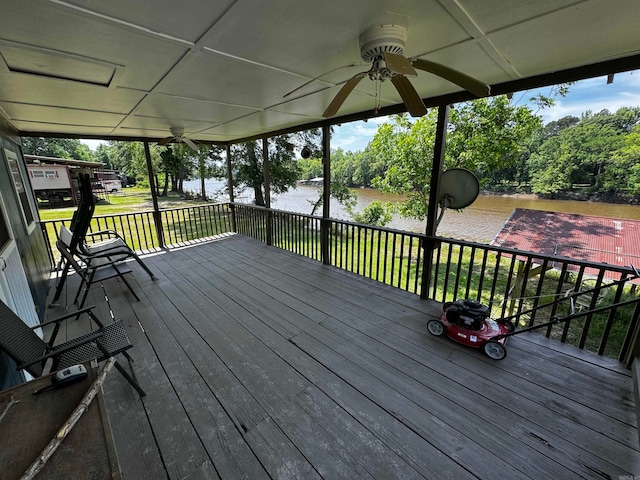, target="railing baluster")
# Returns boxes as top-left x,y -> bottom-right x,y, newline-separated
466,246 -> 476,299
414,237 -> 422,294
477,249 -> 488,302
453,245 -> 464,299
